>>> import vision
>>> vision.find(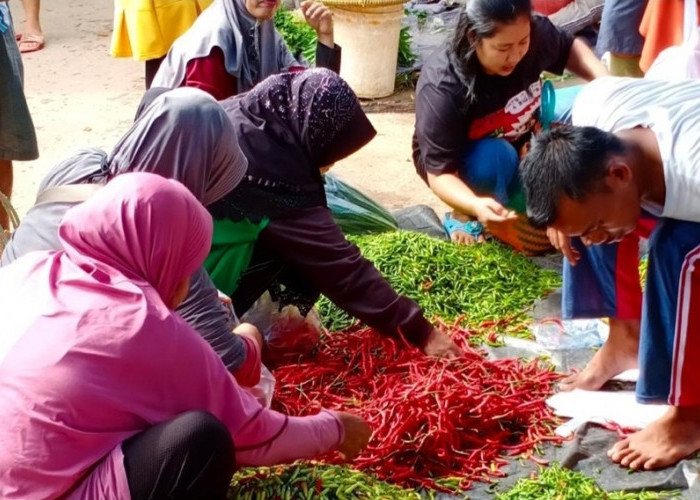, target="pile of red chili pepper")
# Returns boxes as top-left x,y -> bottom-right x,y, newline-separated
271,321 -> 566,493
